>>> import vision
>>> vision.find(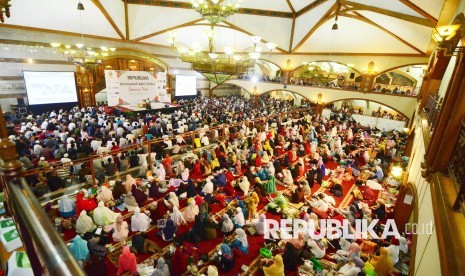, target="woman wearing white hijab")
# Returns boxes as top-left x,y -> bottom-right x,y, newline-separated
238,176 -> 250,195
164,192 -> 179,210
124,175 -> 136,192
171,206 -> 187,227
233,207 -> 245,228
221,214 -> 234,235
58,194 -> 76,218
155,165 -> 166,181
112,214 -> 129,242
93,201 -> 118,226
267,162 -> 275,176
131,207 -> 151,232
76,211 -> 96,234
181,168 -> 189,181
282,168 -> 294,186
201,177 -> 214,195
96,184 -> 114,204
251,214 -> 266,235
229,228 -> 249,255
182,198 -> 199,223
